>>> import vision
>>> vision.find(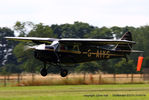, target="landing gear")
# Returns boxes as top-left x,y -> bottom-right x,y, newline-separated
125,55 -> 128,62
40,63 -> 68,77
40,68 -> 47,76
40,63 -> 48,77
60,69 -> 68,77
